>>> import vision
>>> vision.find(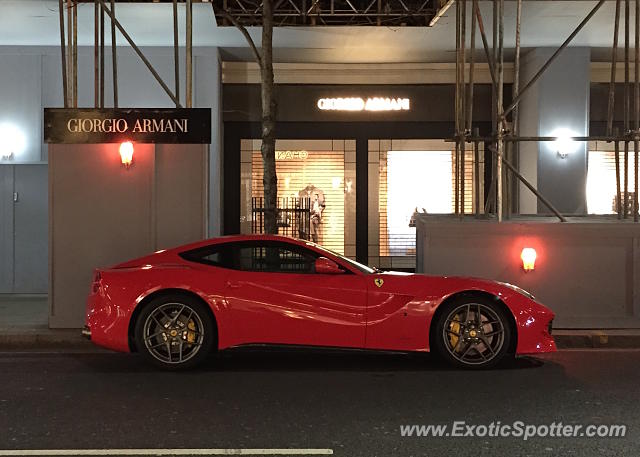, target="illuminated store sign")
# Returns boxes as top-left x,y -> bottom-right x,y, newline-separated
44,108 -> 211,144
276,150 -> 309,160
317,97 -> 410,112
